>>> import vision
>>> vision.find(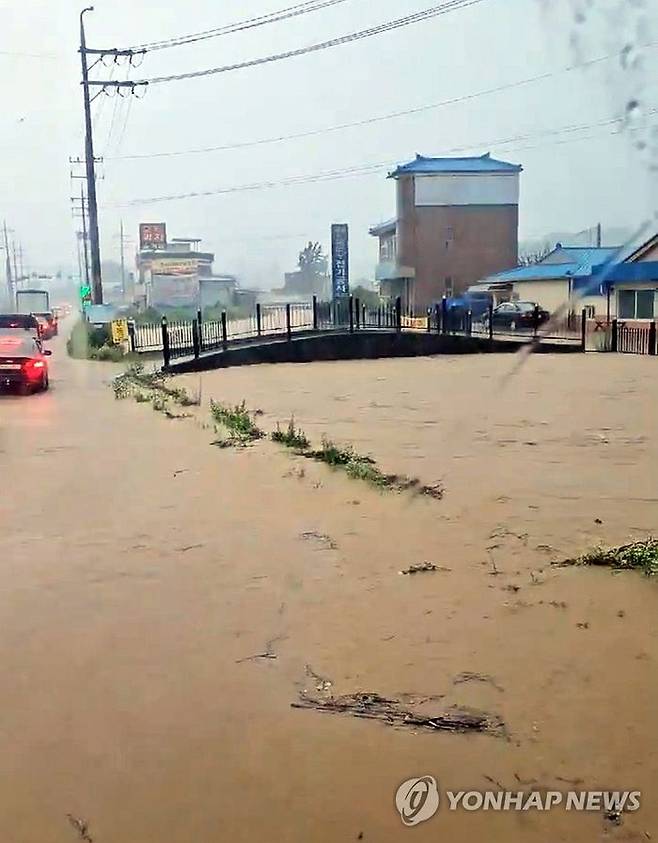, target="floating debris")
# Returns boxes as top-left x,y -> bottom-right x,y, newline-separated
305,664 -> 333,693
292,691 -> 506,737
66,815 -> 93,842
453,672 -> 504,693
399,562 -> 450,576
